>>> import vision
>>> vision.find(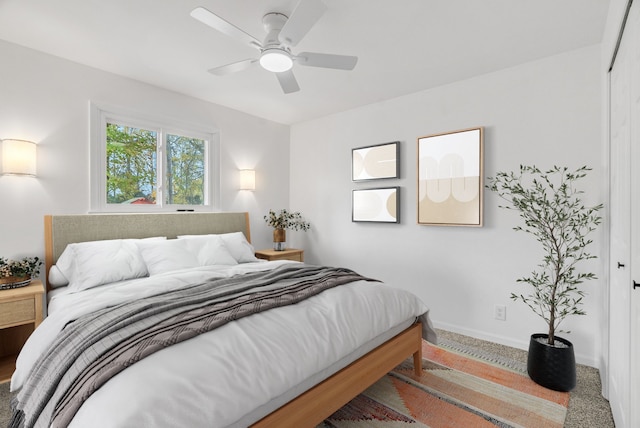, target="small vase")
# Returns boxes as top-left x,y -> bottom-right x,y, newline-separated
0,275 -> 31,290
273,228 -> 286,251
